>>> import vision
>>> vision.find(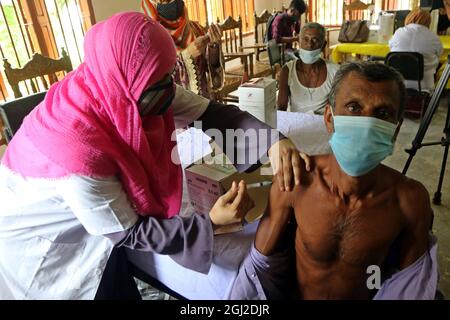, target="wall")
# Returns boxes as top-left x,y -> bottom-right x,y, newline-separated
91,0 -> 141,22
91,1 -> 288,23
255,0 -> 285,14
